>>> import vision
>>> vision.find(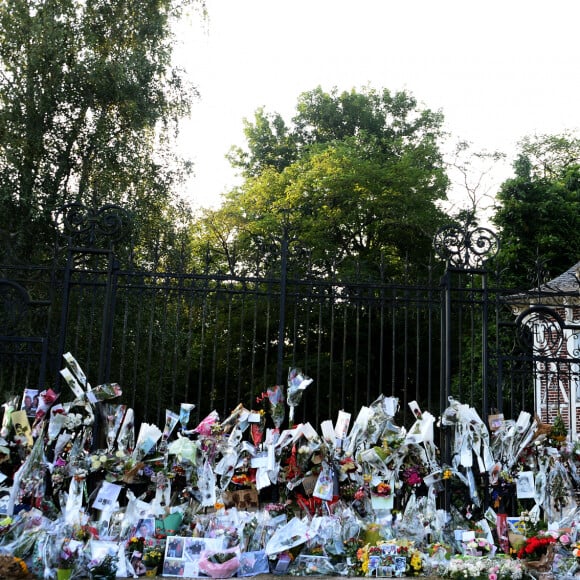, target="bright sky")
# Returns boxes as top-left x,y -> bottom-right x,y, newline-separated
175,0 -> 580,211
